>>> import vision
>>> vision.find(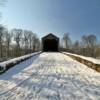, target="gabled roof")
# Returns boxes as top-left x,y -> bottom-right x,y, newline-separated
42,33 -> 59,41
